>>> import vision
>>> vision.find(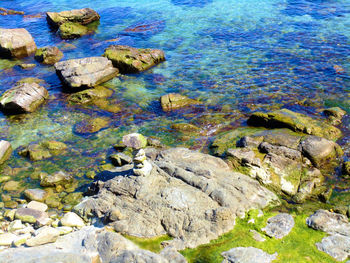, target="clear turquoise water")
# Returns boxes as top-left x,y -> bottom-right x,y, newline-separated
0,0 -> 349,194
